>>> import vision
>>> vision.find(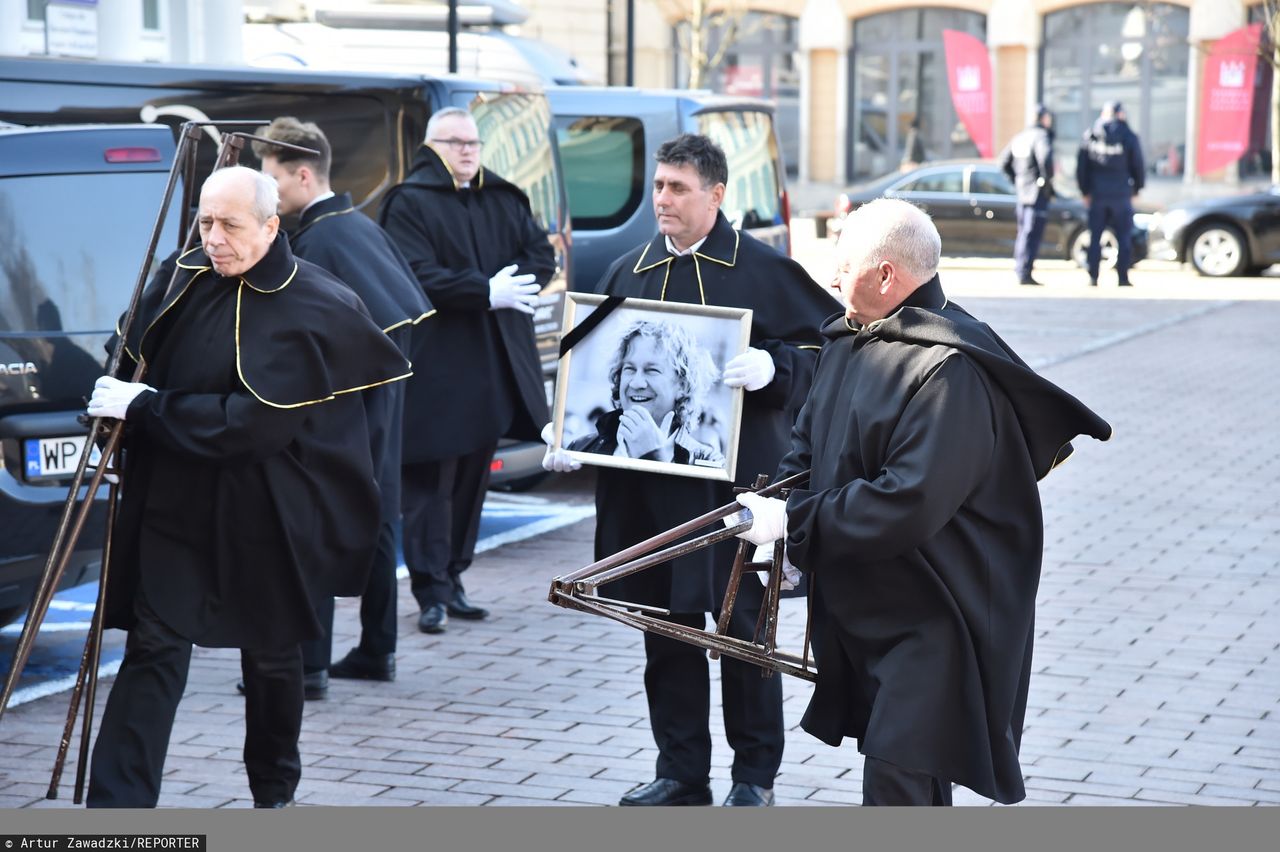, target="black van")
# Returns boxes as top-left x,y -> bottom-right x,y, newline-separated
0,56 -> 571,489
0,123 -> 182,627
548,87 -> 791,292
